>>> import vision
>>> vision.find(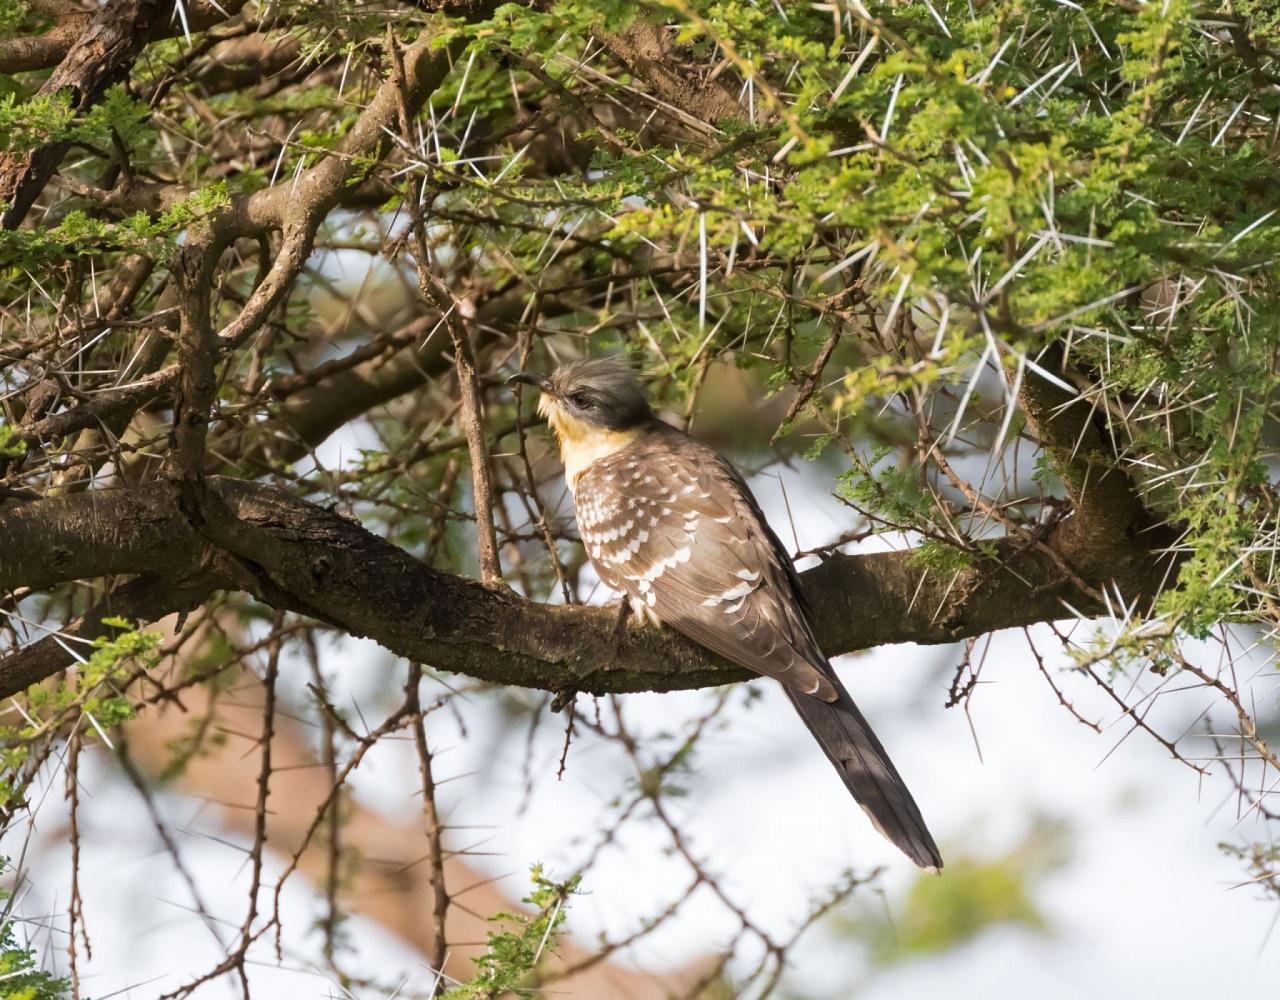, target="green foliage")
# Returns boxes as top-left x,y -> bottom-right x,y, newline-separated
0,183 -> 231,267
0,862 -> 72,1000
0,0 -> 26,38
840,817 -> 1072,967
0,423 -> 26,460
0,92 -> 74,154
837,446 -> 933,534
910,538 -> 974,575
0,618 -> 160,812
442,866 -> 580,999
0,85 -> 148,155
867,855 -> 1047,964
